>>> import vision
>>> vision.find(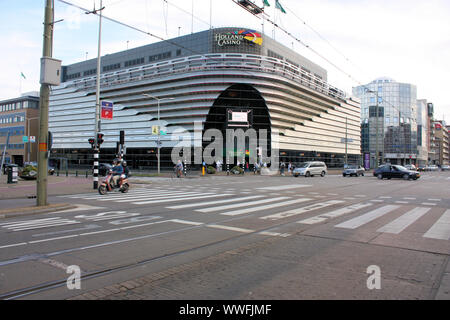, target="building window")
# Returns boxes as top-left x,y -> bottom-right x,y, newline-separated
124,57 -> 145,67
103,63 -> 121,72
149,51 -> 172,63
